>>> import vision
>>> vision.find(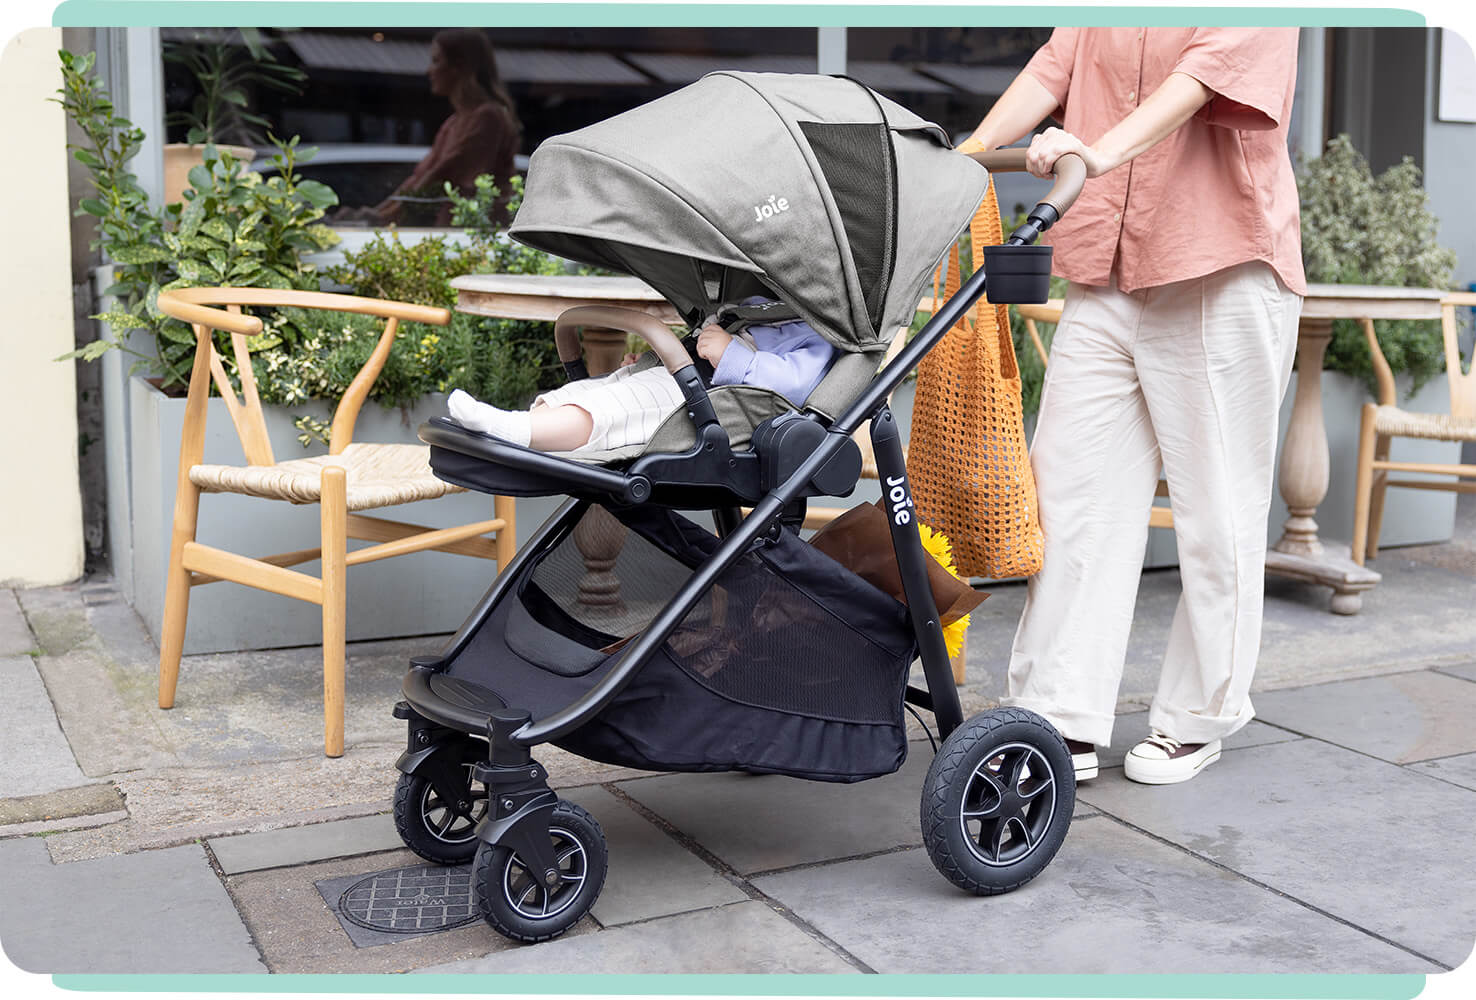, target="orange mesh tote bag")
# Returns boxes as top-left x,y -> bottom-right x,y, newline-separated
907,176 -> 1044,579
